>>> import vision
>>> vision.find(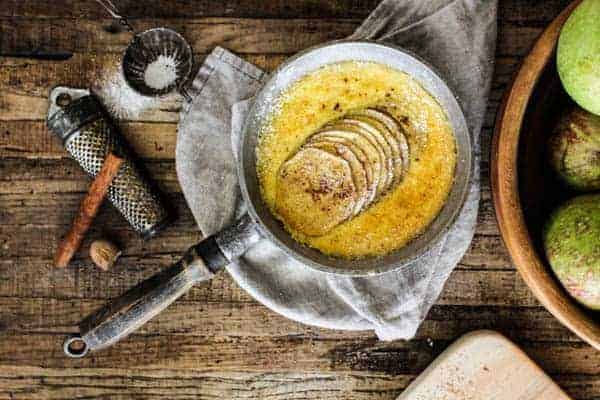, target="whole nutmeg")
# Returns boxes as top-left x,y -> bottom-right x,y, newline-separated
90,239 -> 121,271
